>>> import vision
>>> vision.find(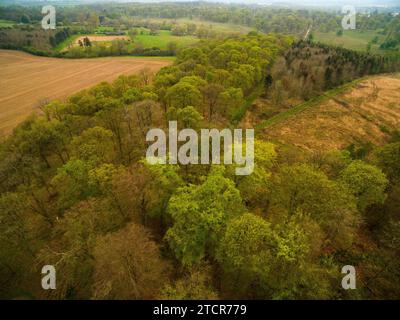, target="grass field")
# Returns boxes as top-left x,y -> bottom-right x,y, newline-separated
57,18 -> 252,53
58,29 -> 199,52
0,49 -> 172,134
55,35 -> 131,51
0,19 -> 15,28
314,31 -> 387,53
257,75 -> 400,151
54,34 -> 81,51
133,29 -> 199,49
94,26 -> 116,33
255,78 -> 366,131
73,35 -> 131,46
147,18 -> 255,34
